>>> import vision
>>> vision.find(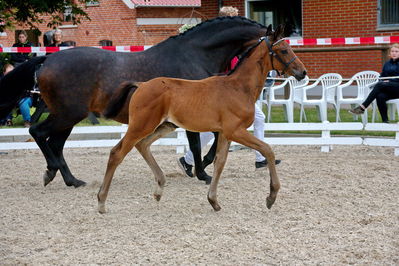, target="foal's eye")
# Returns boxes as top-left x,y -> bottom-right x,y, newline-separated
281,50 -> 288,55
